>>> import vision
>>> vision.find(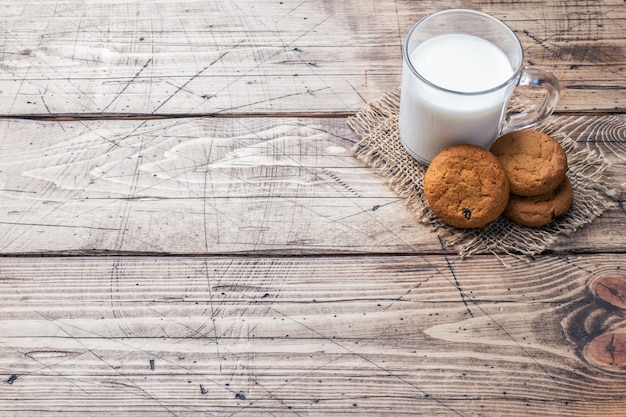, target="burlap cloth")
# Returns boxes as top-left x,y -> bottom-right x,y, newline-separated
349,90 -> 619,258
